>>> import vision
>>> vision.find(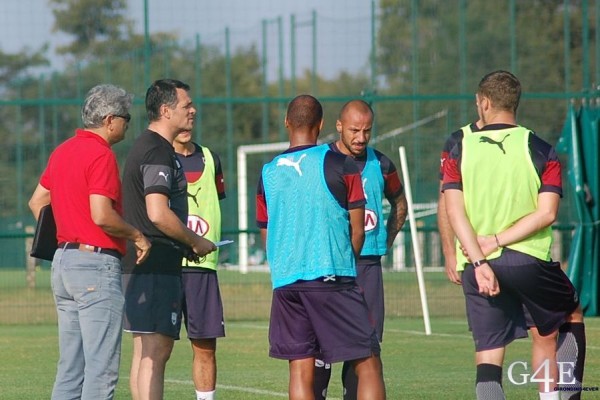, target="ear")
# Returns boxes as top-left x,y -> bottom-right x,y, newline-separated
284,117 -> 290,129
319,118 -> 324,131
104,115 -> 117,131
335,119 -> 342,133
481,96 -> 492,112
160,104 -> 171,119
